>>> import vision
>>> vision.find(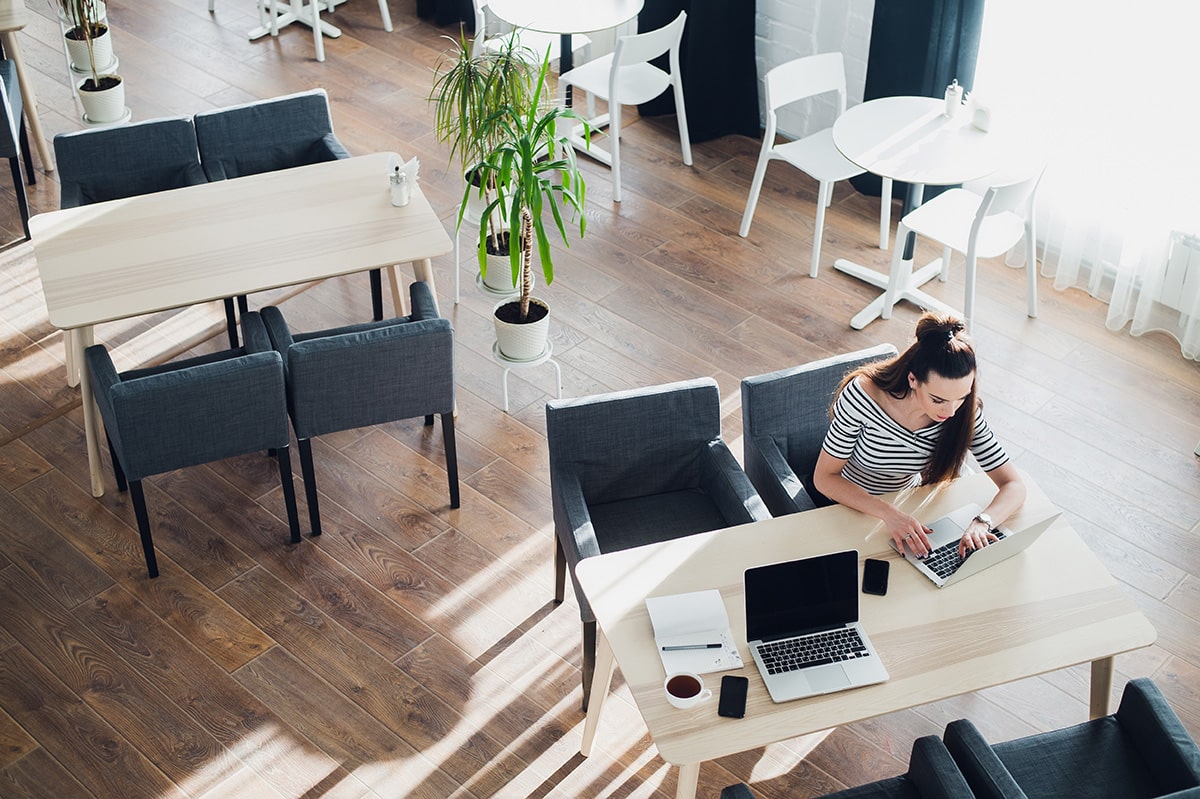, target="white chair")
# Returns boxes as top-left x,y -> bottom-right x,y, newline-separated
557,10 -> 692,203
256,0 -> 393,63
471,0 -> 591,66
882,166 -> 1044,329
739,53 -> 893,278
